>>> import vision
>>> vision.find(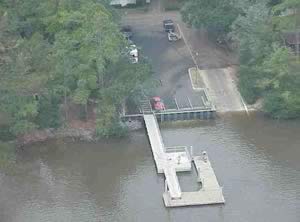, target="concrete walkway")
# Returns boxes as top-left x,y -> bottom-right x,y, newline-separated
143,114 -> 165,173
144,114 -> 190,198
